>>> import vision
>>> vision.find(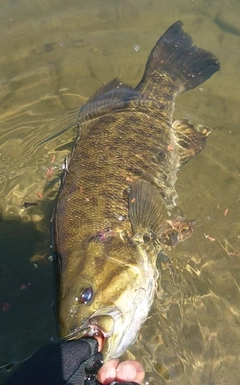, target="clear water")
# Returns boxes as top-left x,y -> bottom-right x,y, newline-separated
0,0 -> 240,384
